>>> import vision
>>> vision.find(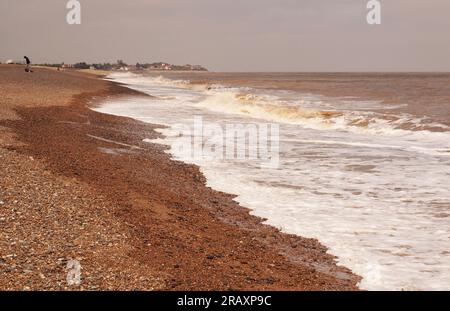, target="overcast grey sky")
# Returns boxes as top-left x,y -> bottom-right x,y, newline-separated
1,0 -> 449,71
